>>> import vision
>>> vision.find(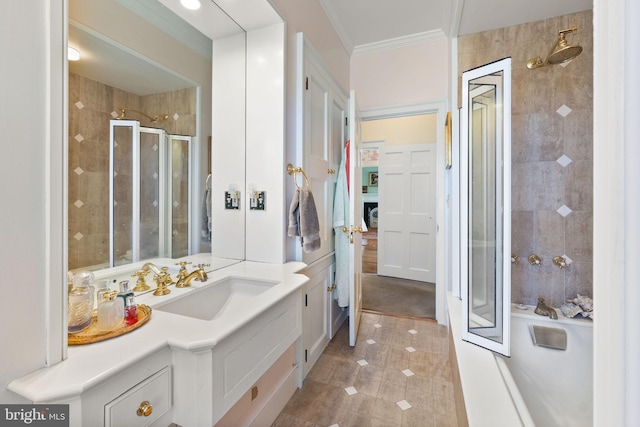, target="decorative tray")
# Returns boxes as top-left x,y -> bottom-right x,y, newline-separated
68,304 -> 152,346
